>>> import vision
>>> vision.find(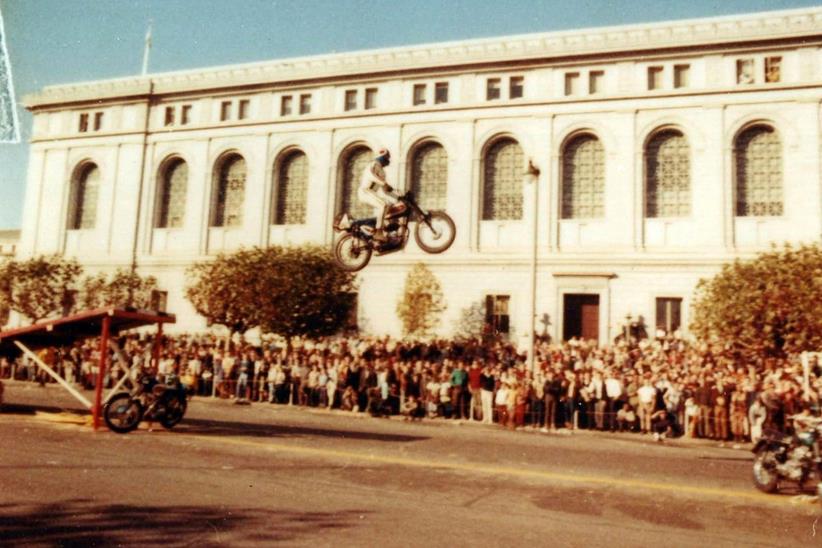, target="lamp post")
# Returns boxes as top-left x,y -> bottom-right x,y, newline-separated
525,160 -> 540,372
